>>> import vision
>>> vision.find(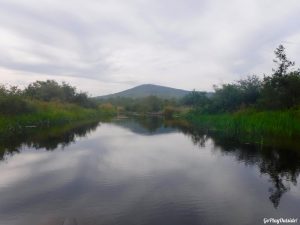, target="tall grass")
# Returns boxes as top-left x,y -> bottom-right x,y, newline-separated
0,100 -> 116,138
186,109 -> 300,138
